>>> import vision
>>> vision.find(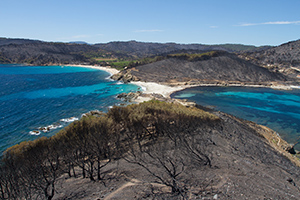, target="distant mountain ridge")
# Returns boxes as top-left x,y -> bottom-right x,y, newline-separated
0,37 -> 42,46
0,38 -> 271,65
94,40 -> 271,57
69,41 -> 90,45
0,37 -> 299,82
